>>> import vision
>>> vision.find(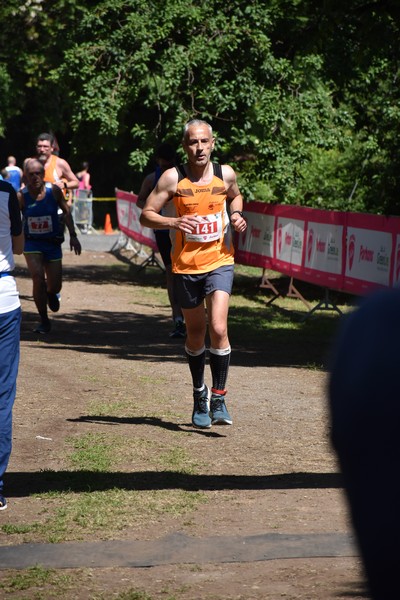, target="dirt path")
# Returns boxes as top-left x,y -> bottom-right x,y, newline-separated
0,249 -> 368,599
